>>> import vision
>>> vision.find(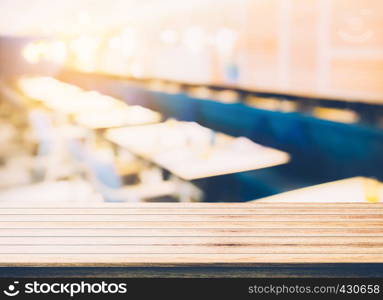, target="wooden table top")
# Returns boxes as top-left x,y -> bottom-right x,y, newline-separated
0,201 -> 382,266
106,121 -> 290,180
